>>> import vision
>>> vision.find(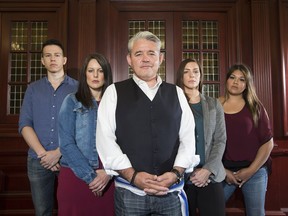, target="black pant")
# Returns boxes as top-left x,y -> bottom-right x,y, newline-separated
184,182 -> 225,216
